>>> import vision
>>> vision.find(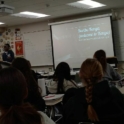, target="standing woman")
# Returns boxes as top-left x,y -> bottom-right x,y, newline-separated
46,62 -> 78,94
12,58 -> 46,111
0,67 -> 55,124
94,50 -> 121,81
